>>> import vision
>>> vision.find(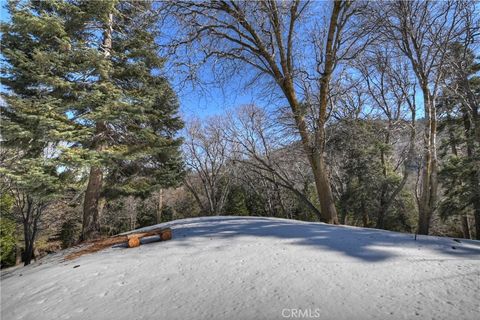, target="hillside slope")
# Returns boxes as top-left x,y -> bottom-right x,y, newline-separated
1,216 -> 479,320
